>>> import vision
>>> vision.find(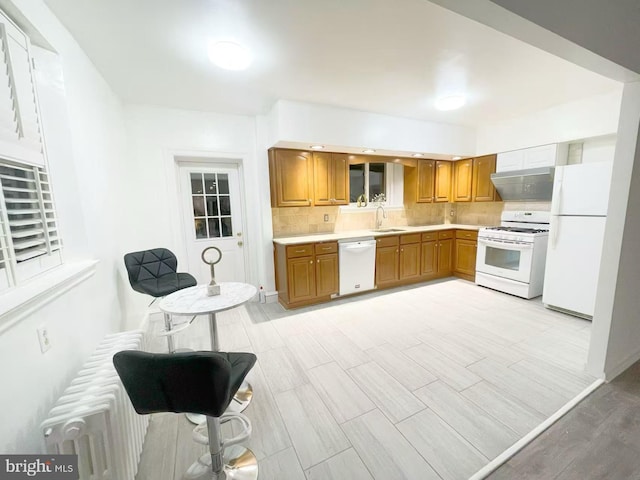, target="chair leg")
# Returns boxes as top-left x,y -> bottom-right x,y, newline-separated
206,417 -> 225,479
163,313 -> 176,353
